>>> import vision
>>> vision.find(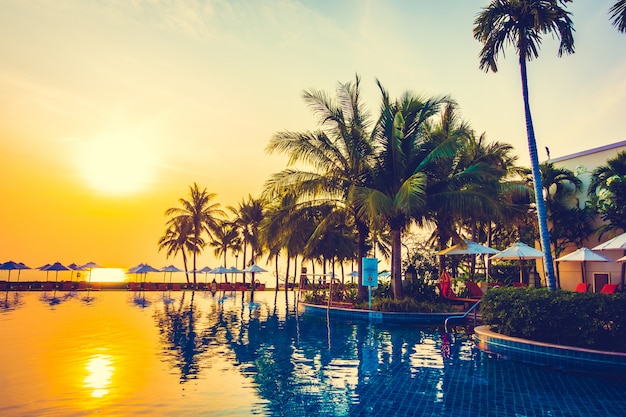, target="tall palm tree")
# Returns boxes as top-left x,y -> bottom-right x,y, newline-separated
264,74 -> 375,299
610,1 -> 626,32
158,218 -> 195,284
474,0 -> 575,291
353,82 -> 447,299
165,183 -> 224,287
